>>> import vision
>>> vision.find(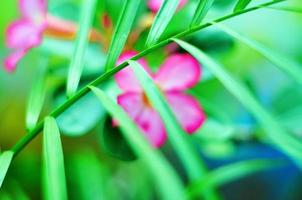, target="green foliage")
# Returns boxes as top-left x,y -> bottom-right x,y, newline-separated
213,22 -> 302,86
105,0 -> 141,71
0,151 -> 14,188
187,159 -> 286,198
146,0 -> 179,47
26,63 -> 47,130
234,0 -> 252,12
175,39 -> 302,169
89,86 -> 185,200
43,117 -> 68,200
67,0 -> 97,97
191,0 -> 215,26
